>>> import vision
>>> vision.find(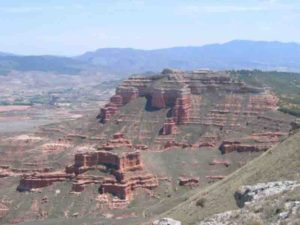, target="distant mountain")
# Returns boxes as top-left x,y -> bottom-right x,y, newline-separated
0,52 -> 14,56
1,40 -> 300,75
0,55 -> 90,75
76,40 -> 300,74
